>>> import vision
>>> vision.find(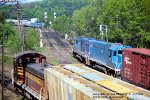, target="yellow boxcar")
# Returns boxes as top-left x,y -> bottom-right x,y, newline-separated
44,64 -> 150,100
